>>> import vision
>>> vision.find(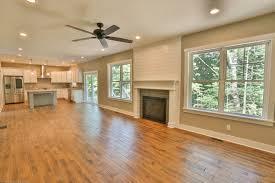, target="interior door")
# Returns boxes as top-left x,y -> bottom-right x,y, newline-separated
84,72 -> 98,104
